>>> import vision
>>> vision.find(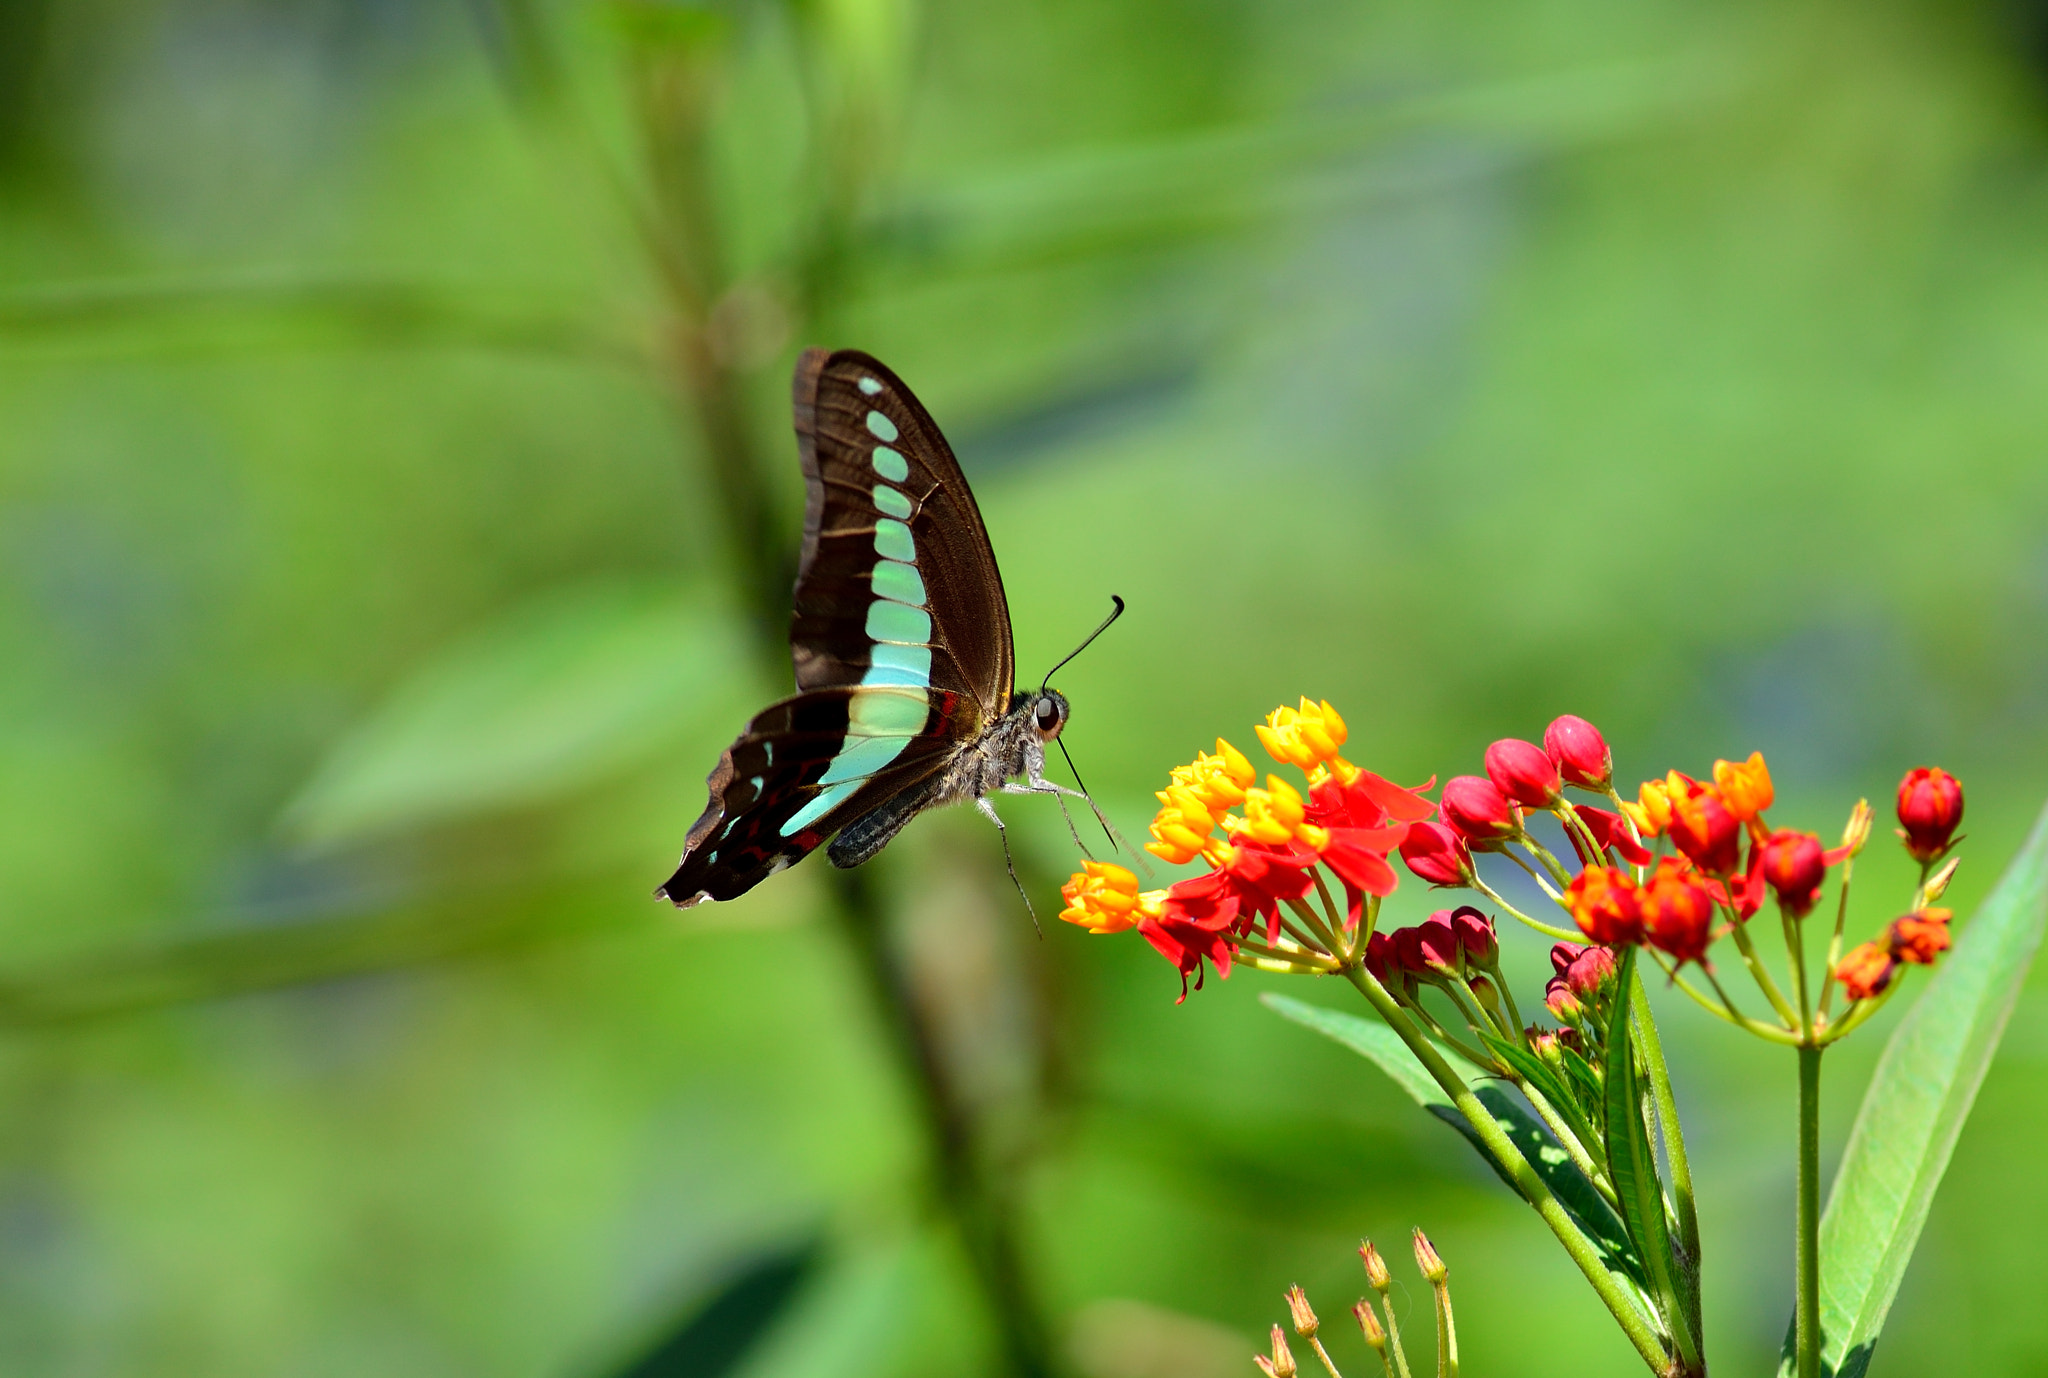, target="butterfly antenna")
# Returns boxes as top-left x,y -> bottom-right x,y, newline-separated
1039,595 -> 1124,695
1056,736 -> 1151,878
